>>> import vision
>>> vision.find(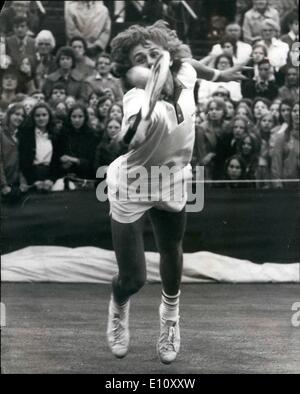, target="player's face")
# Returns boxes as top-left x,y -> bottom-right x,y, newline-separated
129,41 -> 164,69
